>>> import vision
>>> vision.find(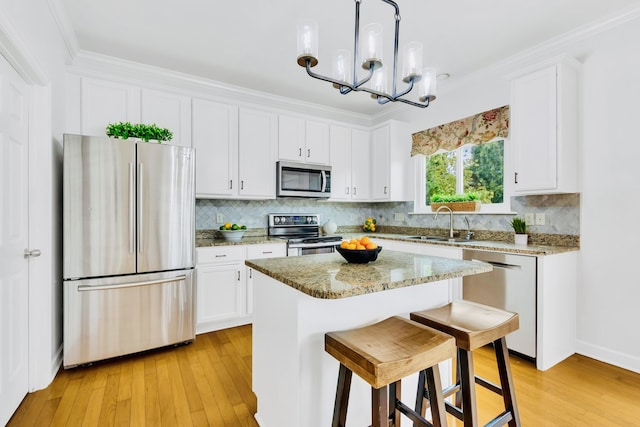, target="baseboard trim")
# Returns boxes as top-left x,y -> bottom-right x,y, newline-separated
576,340 -> 640,374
